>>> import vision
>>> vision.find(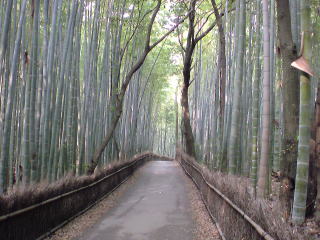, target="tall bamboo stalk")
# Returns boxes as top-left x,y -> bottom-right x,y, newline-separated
257,0 -> 271,199
292,0 -> 312,224
228,0 -> 246,174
